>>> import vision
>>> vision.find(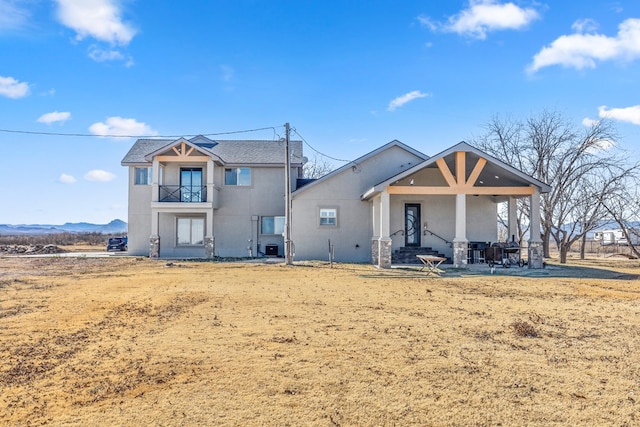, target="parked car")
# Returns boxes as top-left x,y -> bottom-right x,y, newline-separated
107,237 -> 128,252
